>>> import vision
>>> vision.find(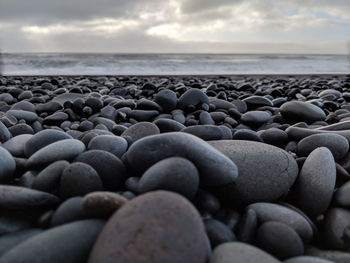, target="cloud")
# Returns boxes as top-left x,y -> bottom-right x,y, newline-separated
0,0 -> 349,53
